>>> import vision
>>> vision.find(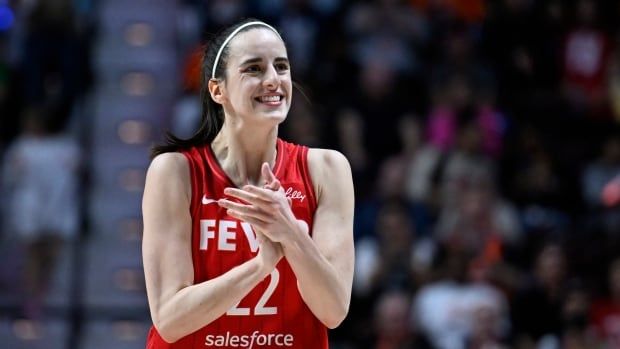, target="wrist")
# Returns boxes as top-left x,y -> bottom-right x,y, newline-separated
254,254 -> 279,279
279,219 -> 305,247
251,257 -> 270,279
281,222 -> 311,255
